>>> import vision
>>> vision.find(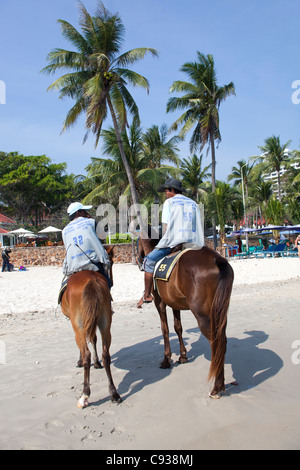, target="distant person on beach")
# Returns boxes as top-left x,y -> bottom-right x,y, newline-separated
62,202 -> 111,287
1,248 -> 12,272
295,234 -> 300,260
137,177 -> 204,308
236,236 -> 242,253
